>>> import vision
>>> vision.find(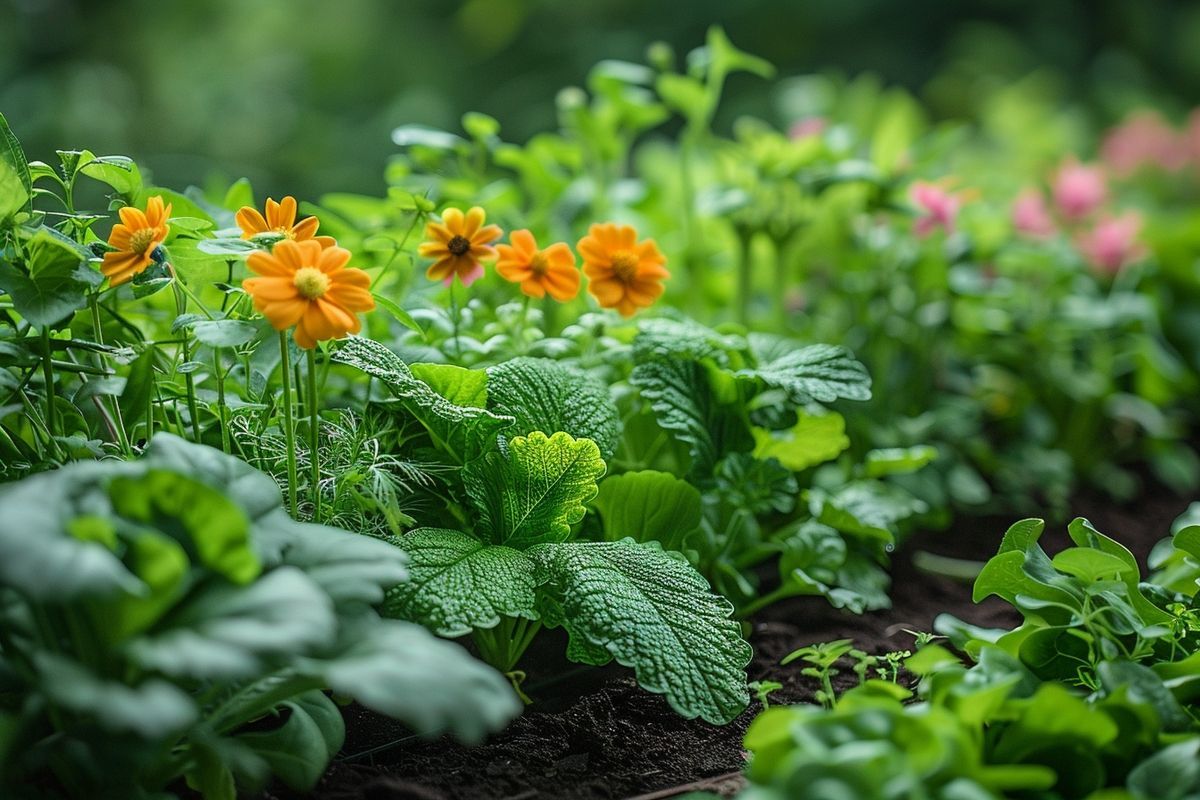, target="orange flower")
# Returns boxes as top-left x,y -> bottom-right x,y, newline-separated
577,223 -> 668,317
235,196 -> 335,248
102,196 -> 172,285
495,230 -> 580,301
418,206 -> 501,287
243,240 -> 374,349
